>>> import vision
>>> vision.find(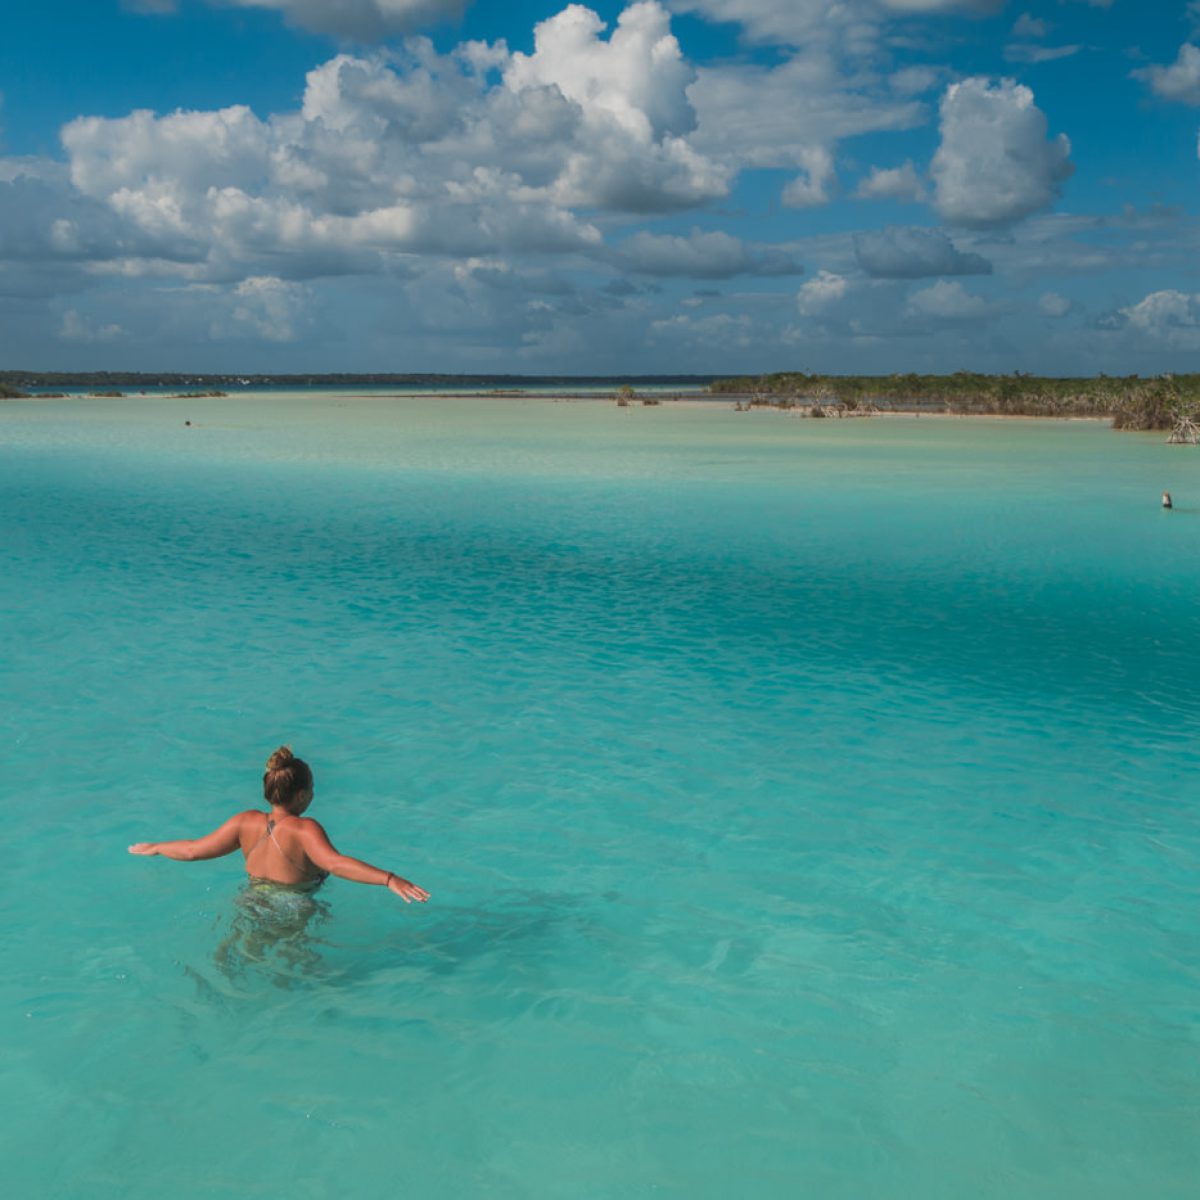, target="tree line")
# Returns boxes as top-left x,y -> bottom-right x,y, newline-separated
711,371 -> 1200,430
